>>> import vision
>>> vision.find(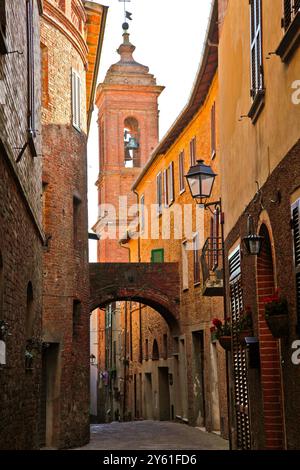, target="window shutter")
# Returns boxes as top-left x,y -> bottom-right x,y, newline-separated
193,233 -> 200,284
190,137 -> 196,166
168,162 -> 174,203
151,249 -> 164,263
163,169 -> 168,207
250,0 -> 263,99
211,102 -> 216,158
156,173 -> 162,214
292,199 -> 300,329
179,151 -> 185,192
72,69 -> 81,129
